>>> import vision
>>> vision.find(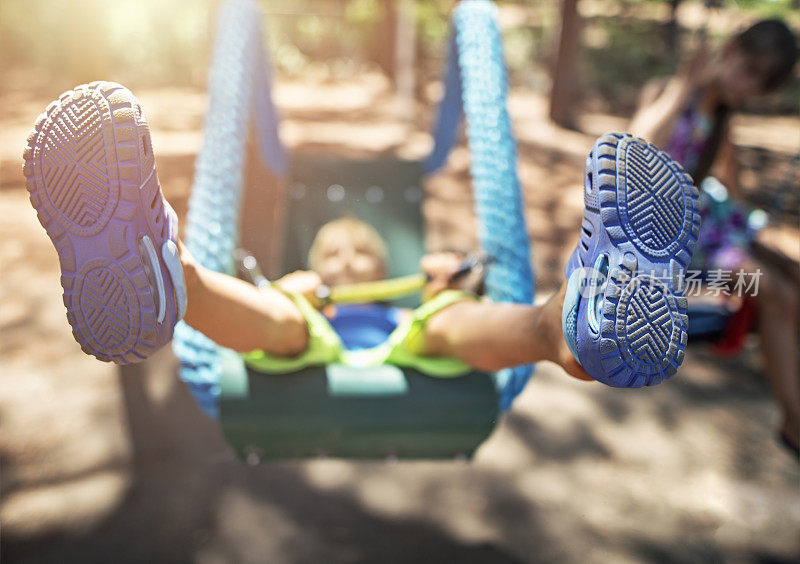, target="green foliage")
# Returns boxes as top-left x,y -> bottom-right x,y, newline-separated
0,0 -> 796,113
728,0 -> 799,18
581,17 -> 676,113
